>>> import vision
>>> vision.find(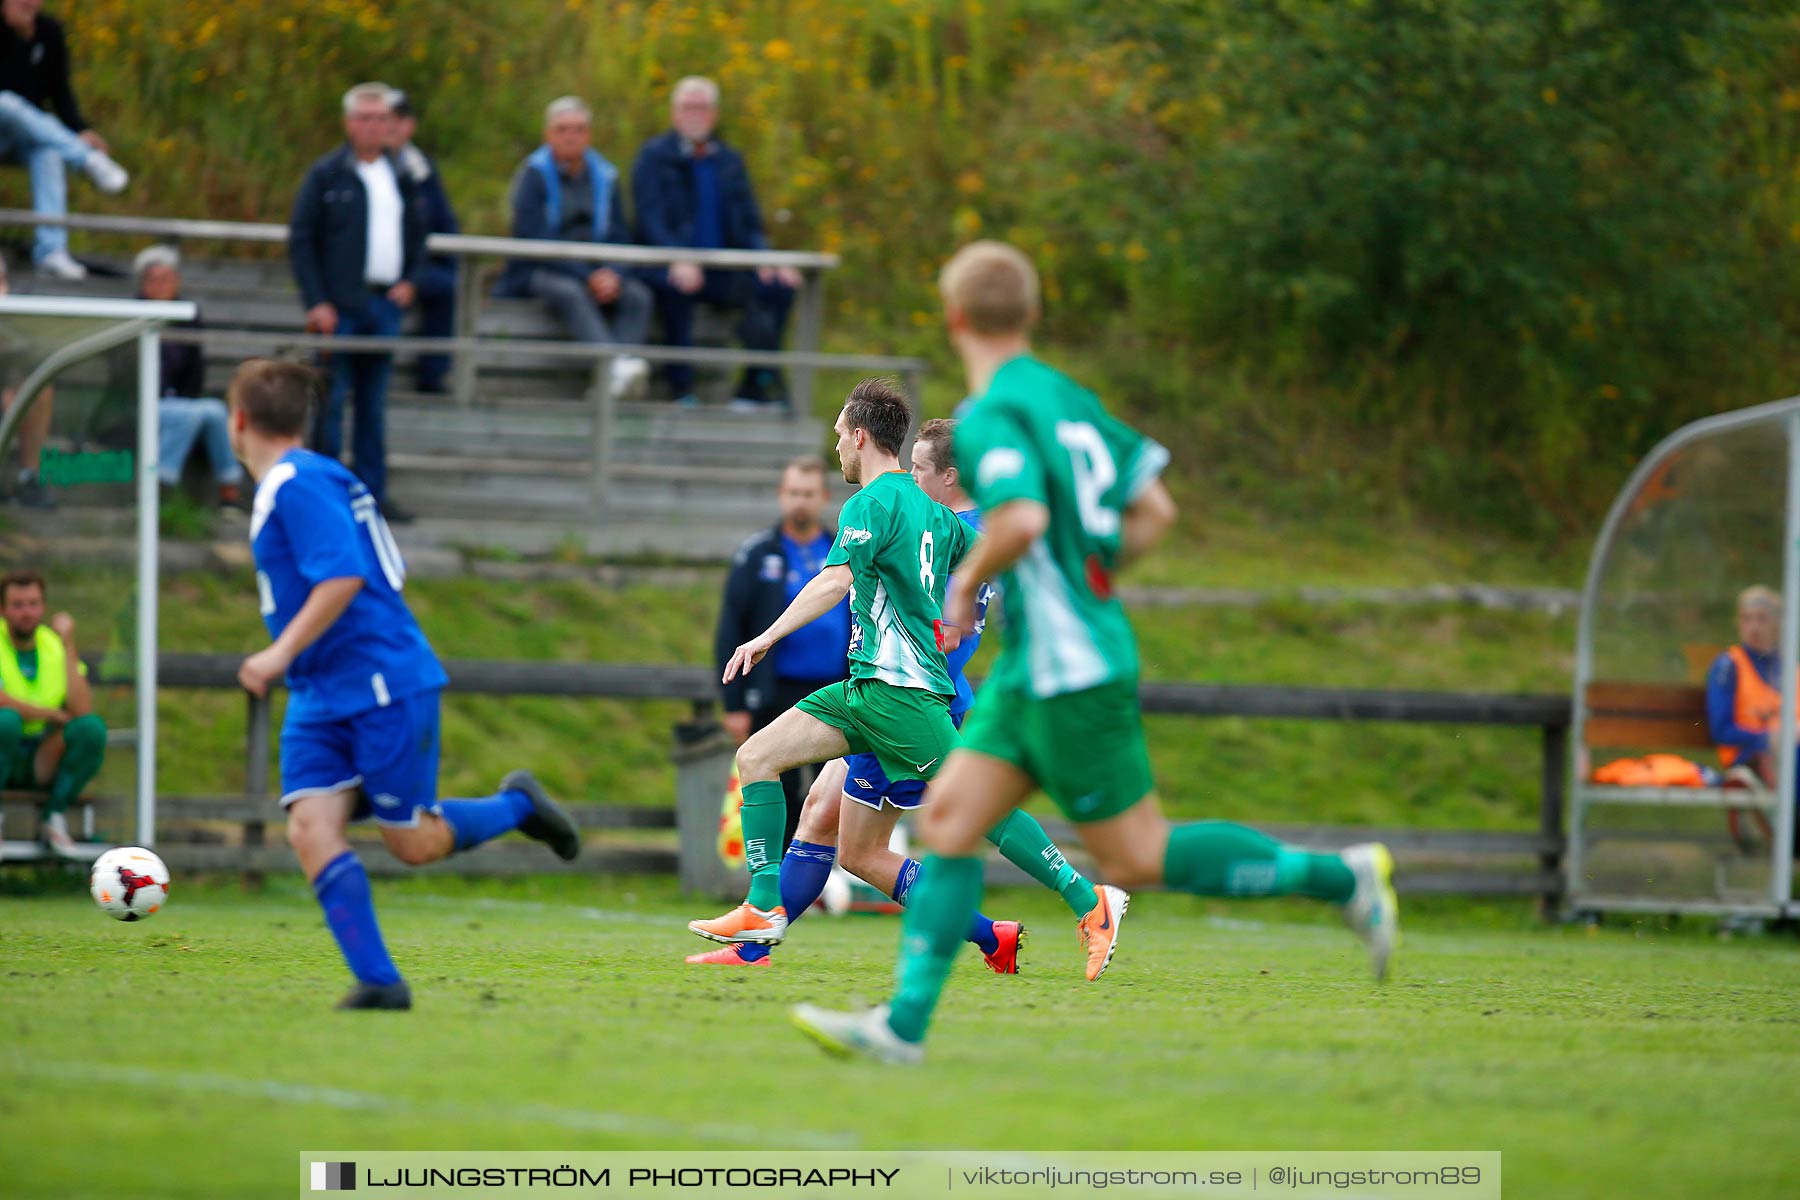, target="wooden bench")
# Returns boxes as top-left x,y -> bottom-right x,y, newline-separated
1576,680 -> 1771,849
